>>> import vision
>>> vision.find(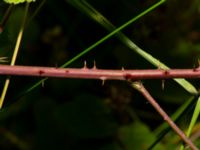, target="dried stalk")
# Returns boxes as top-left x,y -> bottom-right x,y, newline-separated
0,3 -> 30,109
132,81 -> 198,150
